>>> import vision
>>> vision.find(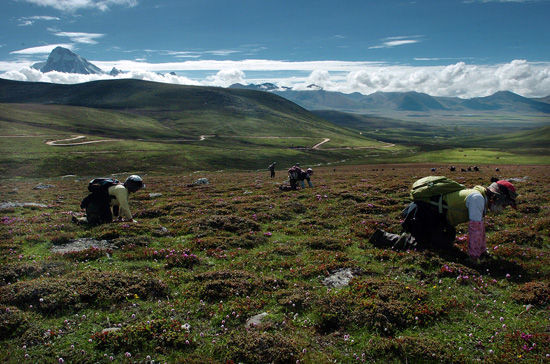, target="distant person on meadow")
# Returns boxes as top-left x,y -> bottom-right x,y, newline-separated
287,164 -> 301,190
298,168 -> 314,188
288,165 -> 314,190
369,177 -> 517,263
73,175 -> 144,225
268,162 -> 276,178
